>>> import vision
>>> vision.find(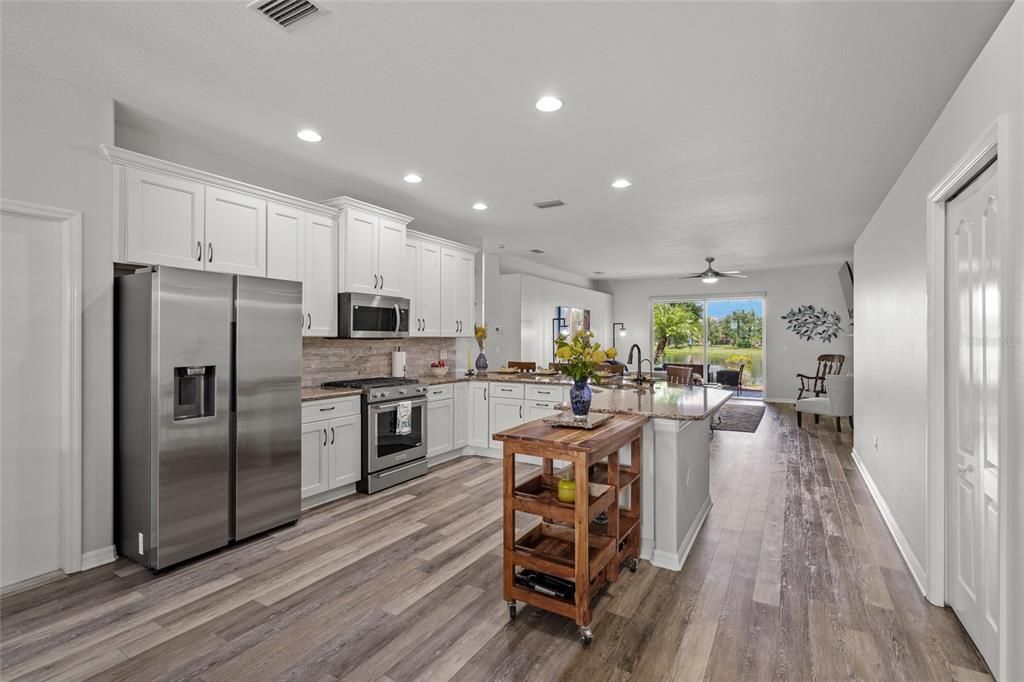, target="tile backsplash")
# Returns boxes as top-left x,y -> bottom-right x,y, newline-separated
302,337 -> 457,386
